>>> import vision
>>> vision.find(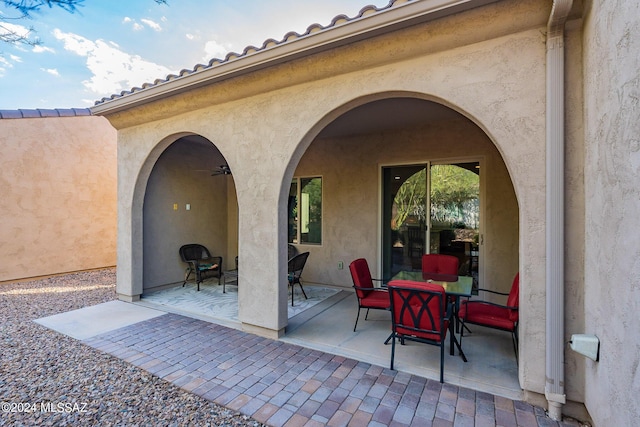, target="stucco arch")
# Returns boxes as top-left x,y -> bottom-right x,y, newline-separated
120,131 -> 236,298
279,89 -> 527,384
